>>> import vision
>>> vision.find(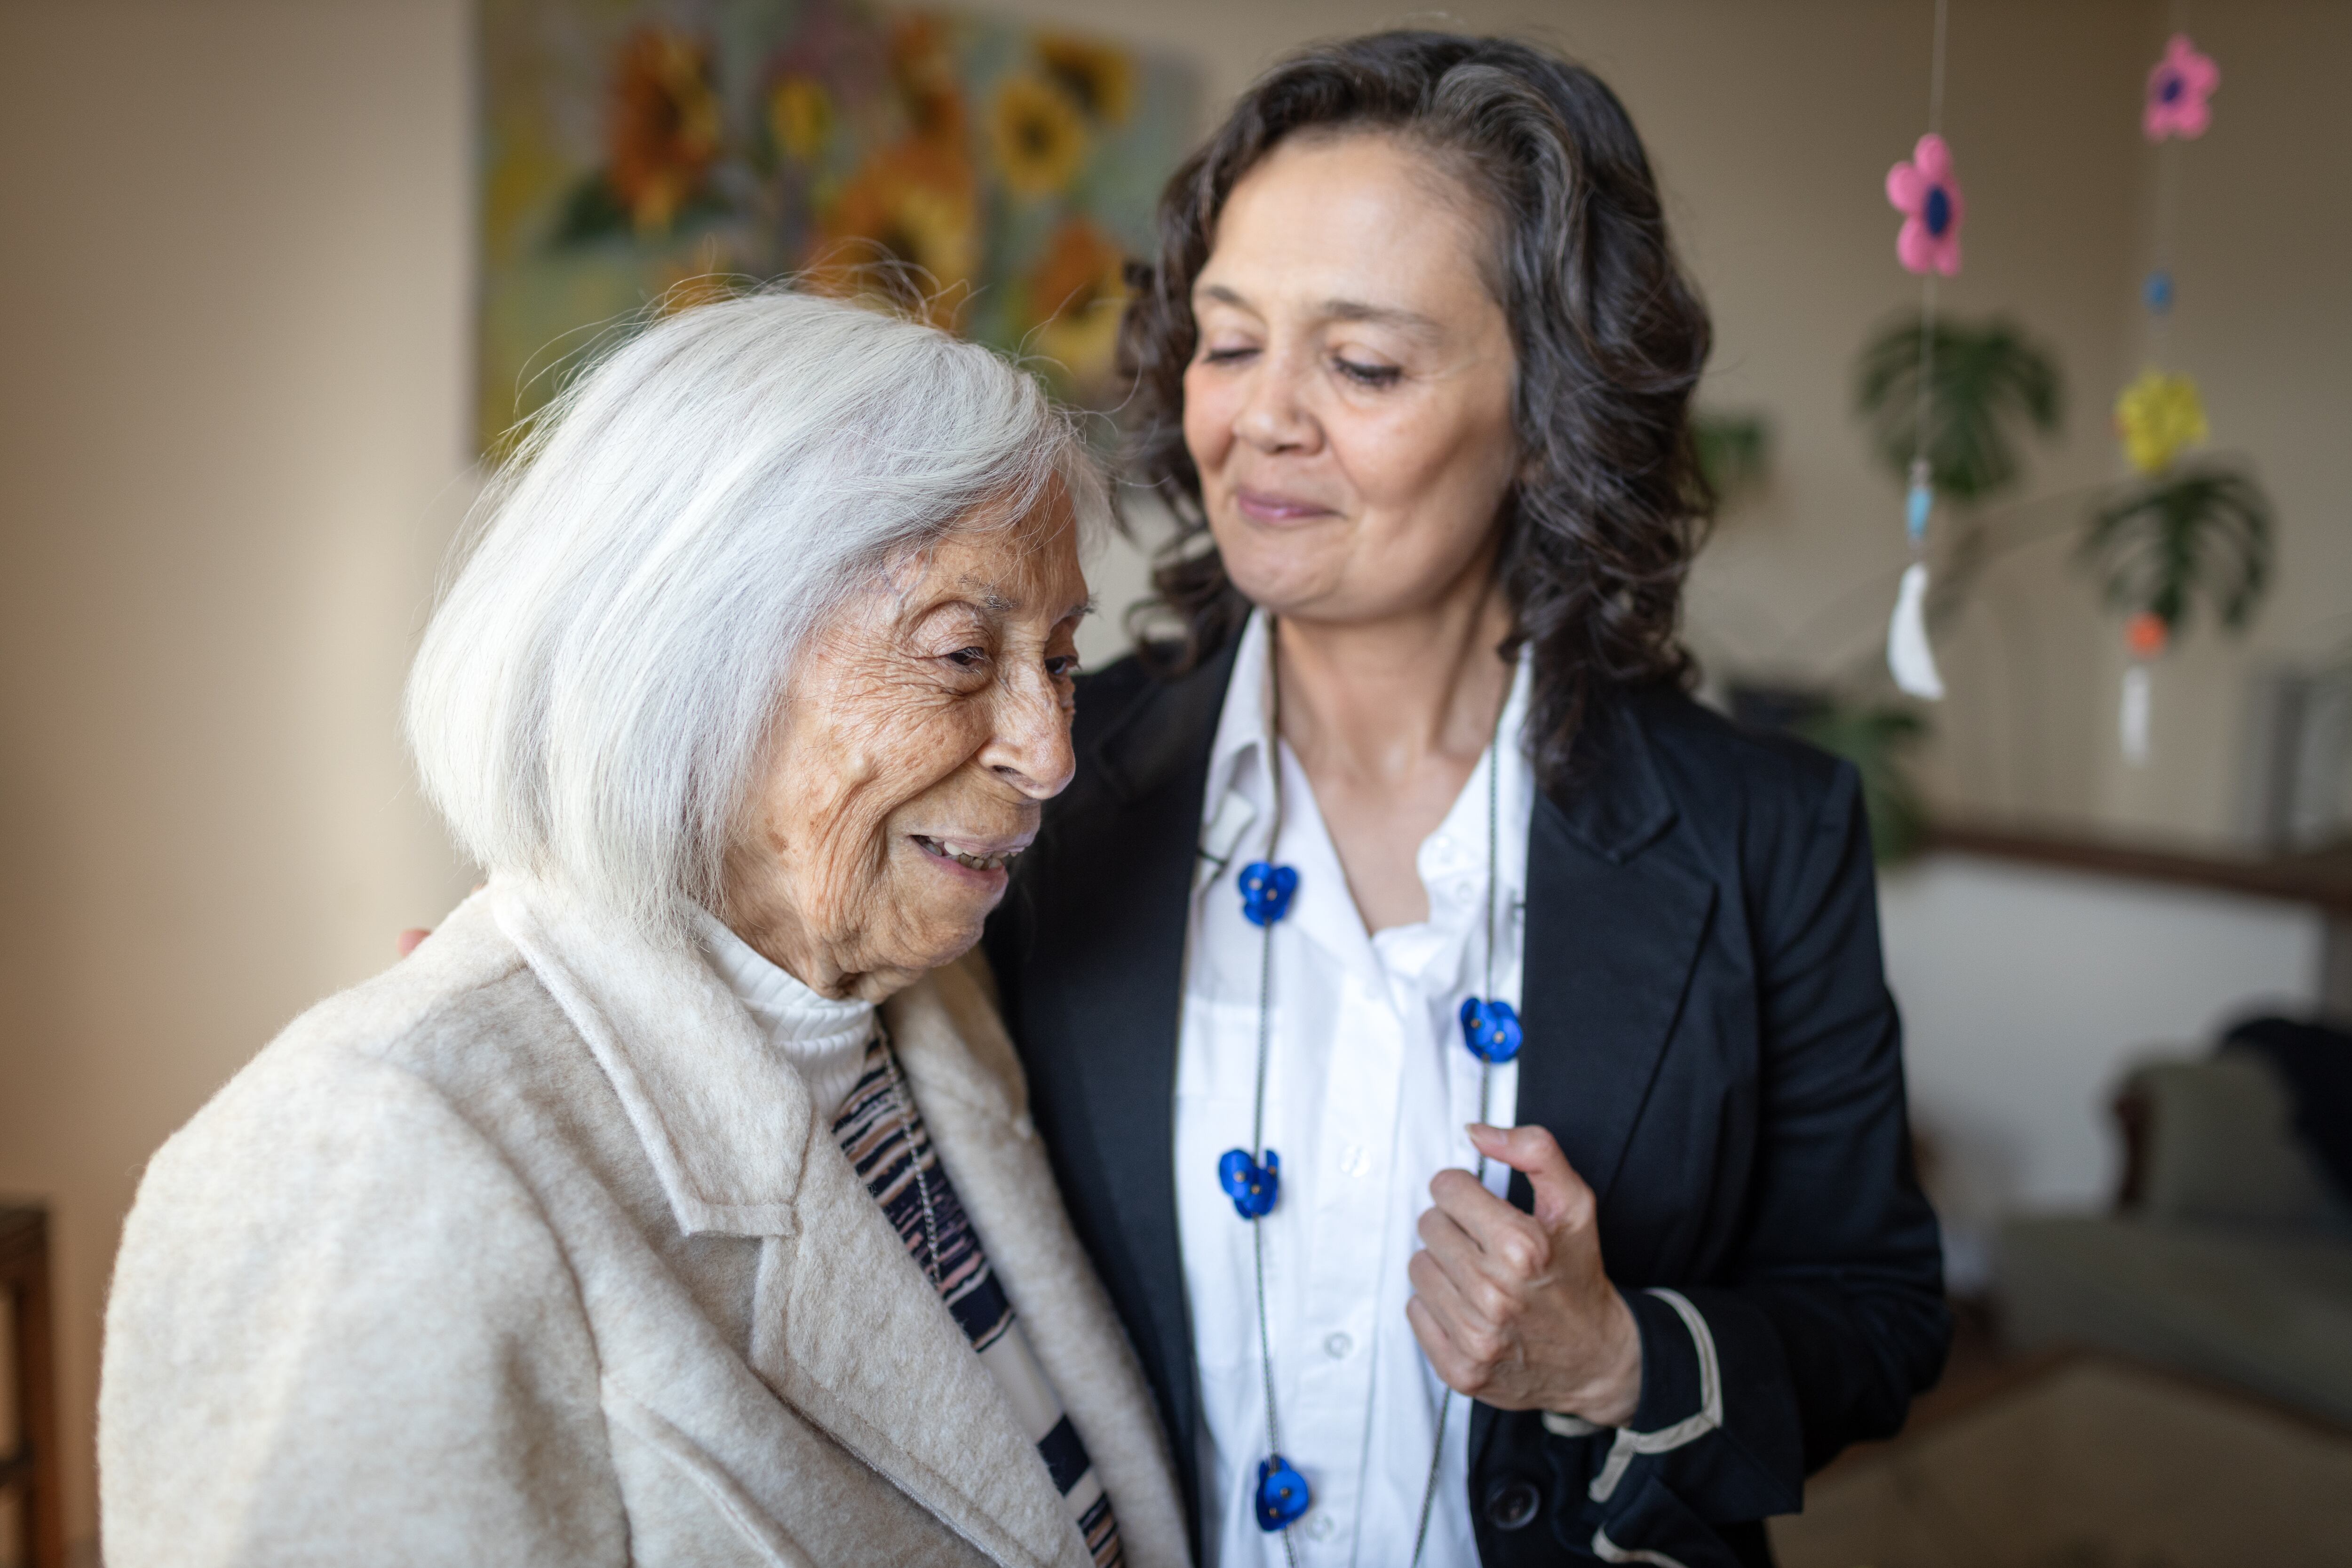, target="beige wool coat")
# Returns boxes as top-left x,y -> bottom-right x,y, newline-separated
99,881 -> 1186,1568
